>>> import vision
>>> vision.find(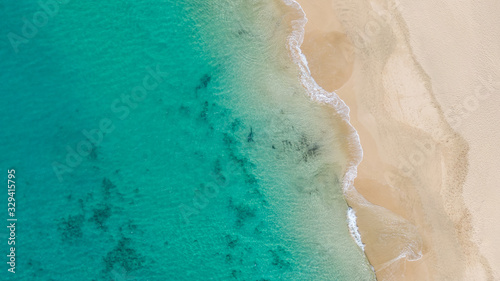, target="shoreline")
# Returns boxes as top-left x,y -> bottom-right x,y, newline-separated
287,0 -> 498,280
280,0 -> 376,275
281,0 -> 368,254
